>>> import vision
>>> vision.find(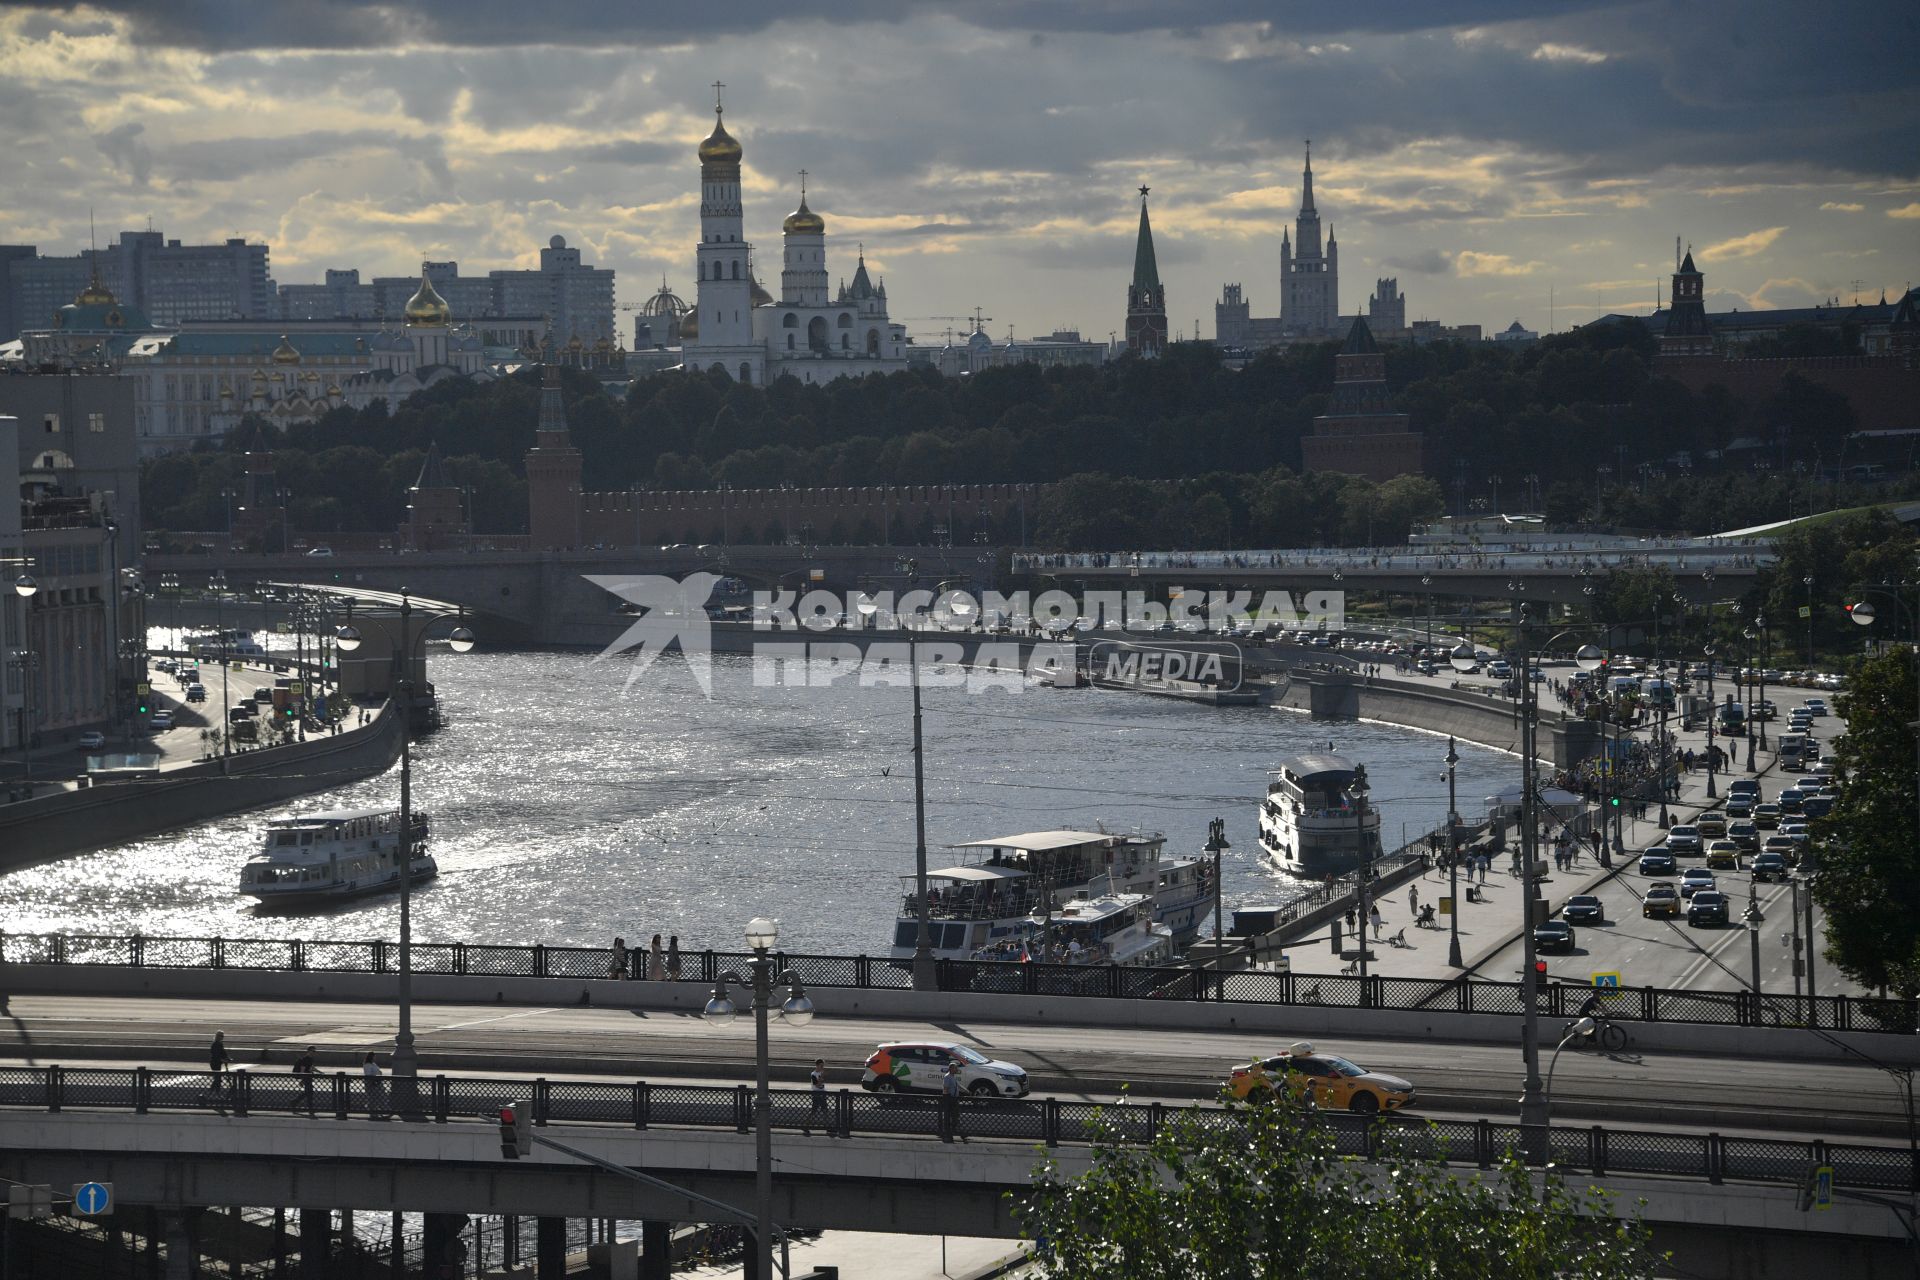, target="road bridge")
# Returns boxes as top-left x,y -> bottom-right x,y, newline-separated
0,1082 -> 1905,1280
